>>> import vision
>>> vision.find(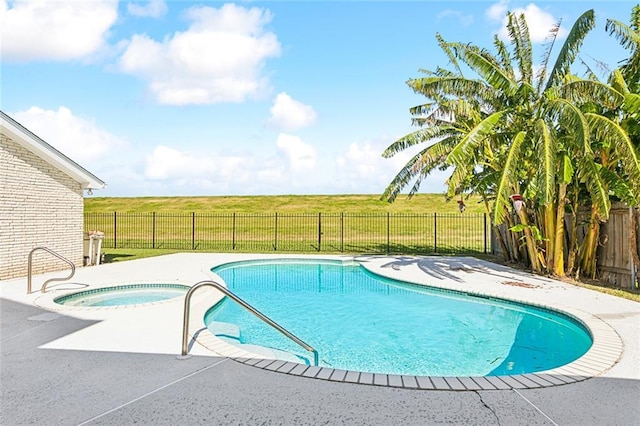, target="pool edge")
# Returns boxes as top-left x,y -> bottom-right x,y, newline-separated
194,255 -> 623,390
